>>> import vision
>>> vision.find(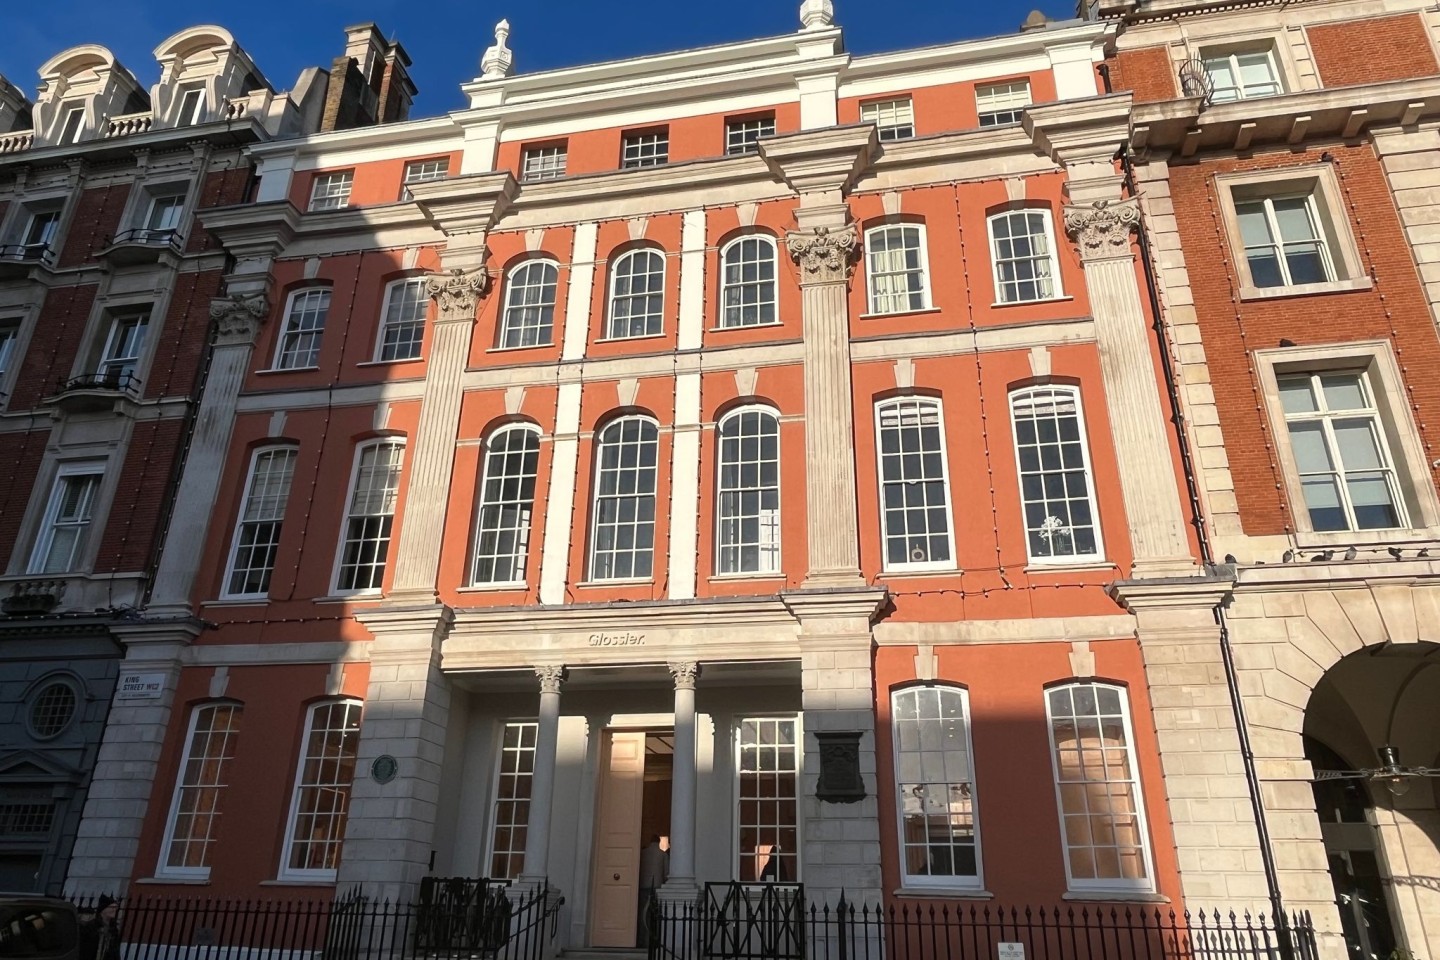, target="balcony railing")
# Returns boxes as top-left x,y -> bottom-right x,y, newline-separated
2,579 -> 67,615
104,111 -> 154,138
108,227 -> 182,249
221,97 -> 248,120
58,371 -> 140,395
0,129 -> 34,153
0,243 -> 55,266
